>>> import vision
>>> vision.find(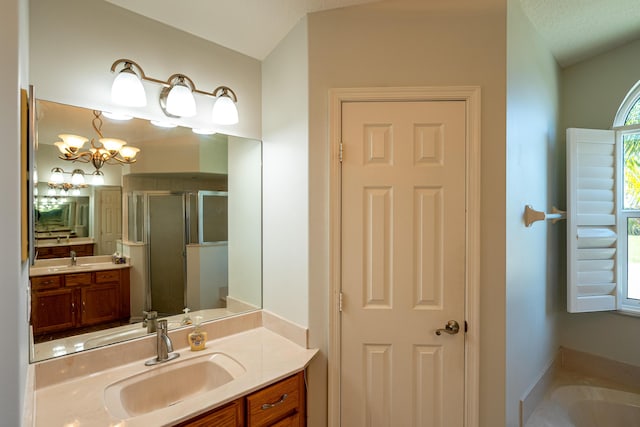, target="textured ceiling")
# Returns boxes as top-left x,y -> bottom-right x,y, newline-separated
105,0 -> 640,66
519,0 -> 640,67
